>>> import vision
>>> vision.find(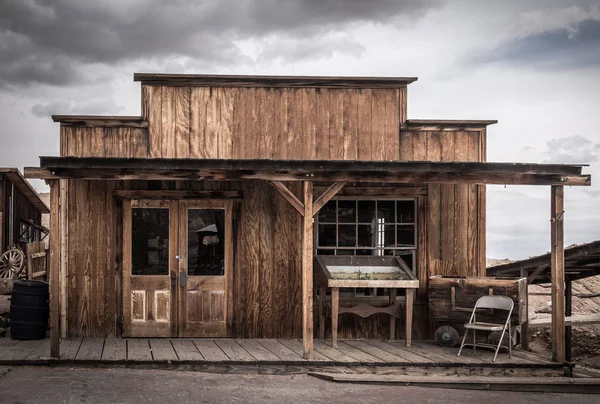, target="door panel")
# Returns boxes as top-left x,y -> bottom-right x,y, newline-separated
123,198 -> 232,338
123,199 -> 178,337
178,200 -> 232,337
